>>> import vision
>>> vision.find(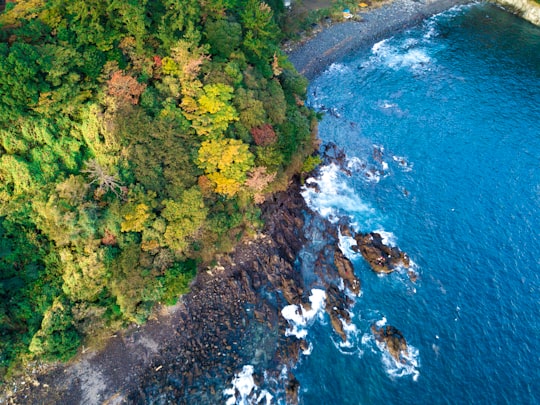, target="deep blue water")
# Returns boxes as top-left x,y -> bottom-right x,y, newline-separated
294,3 -> 540,404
